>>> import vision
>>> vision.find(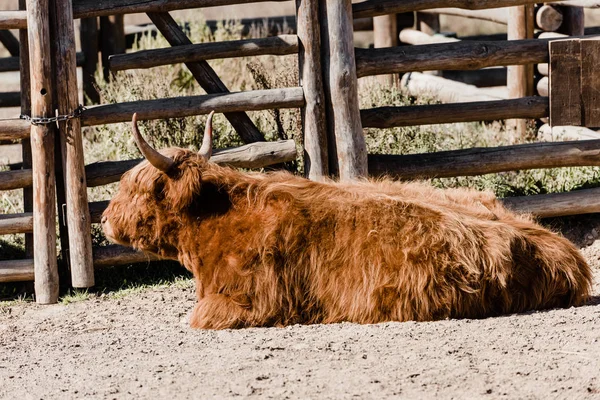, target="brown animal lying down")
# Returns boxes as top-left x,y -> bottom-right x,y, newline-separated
102,112 -> 592,329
